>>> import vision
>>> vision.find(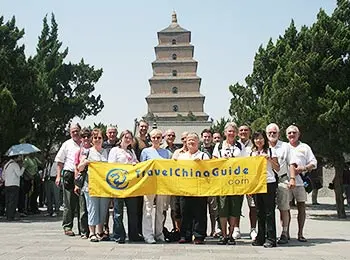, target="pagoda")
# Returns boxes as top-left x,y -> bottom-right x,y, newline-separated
143,12 -> 211,140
